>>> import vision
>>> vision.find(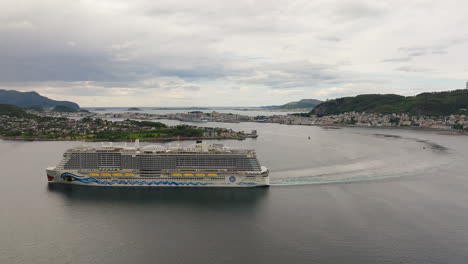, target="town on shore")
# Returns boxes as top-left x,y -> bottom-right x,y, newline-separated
1,104 -> 468,142
0,109 -> 258,141
2,88 -> 467,141
60,109 -> 468,131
